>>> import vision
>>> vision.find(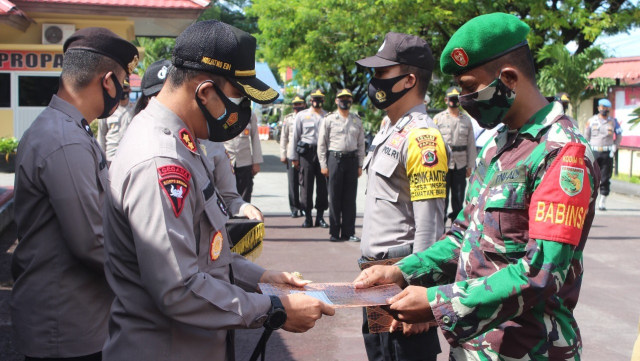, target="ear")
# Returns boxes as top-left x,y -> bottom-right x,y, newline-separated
500,67 -> 518,91
405,74 -> 417,89
195,80 -> 216,105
